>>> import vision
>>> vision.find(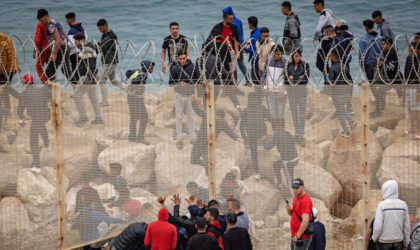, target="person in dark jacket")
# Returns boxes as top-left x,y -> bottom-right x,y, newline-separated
17,74 -> 50,174
222,212 -> 252,250
281,1 -> 302,55
75,174 -> 106,215
72,32 -> 104,125
110,222 -> 149,250
239,92 -> 268,179
126,60 -> 154,145
263,118 -> 298,190
169,51 -> 199,149
328,50 -> 355,138
206,208 -> 224,249
404,42 -> 420,139
171,194 -> 201,239
285,50 -> 310,146
308,208 -> 326,250
65,12 -> 88,74
187,217 -> 221,250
